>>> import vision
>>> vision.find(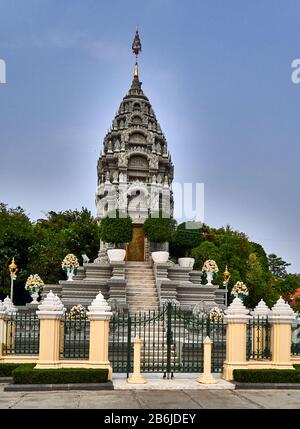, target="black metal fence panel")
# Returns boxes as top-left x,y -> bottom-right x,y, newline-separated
61,313 -> 89,359
109,303 -> 227,375
292,318 -> 300,355
246,317 -> 272,360
4,311 -> 40,355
